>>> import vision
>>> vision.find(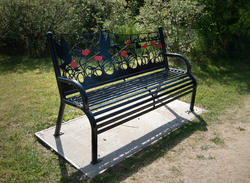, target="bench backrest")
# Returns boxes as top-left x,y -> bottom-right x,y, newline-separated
47,27 -> 168,90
